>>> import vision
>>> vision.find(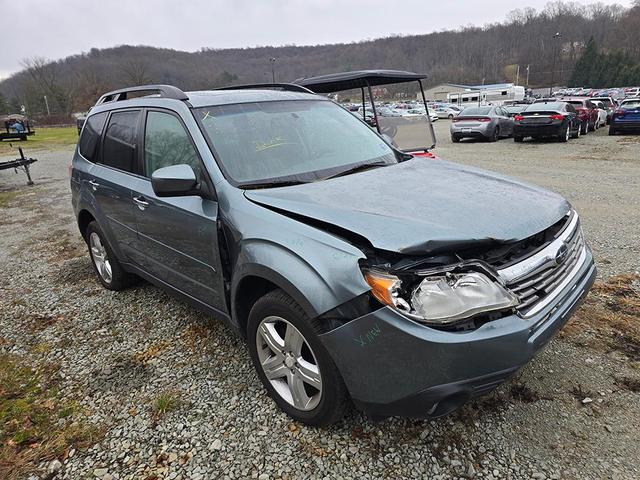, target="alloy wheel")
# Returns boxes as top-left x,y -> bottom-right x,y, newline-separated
89,232 -> 113,283
566,125 -> 571,141
256,316 -> 322,411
